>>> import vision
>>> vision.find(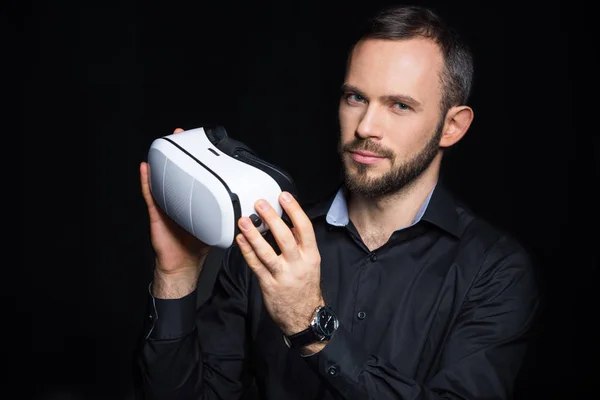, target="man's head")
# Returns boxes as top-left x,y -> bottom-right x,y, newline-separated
338,5 -> 475,199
